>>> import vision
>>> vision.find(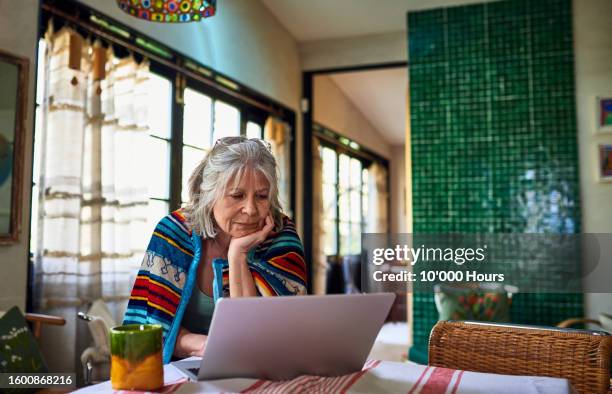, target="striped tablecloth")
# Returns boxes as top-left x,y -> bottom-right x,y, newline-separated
76,359 -> 575,393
